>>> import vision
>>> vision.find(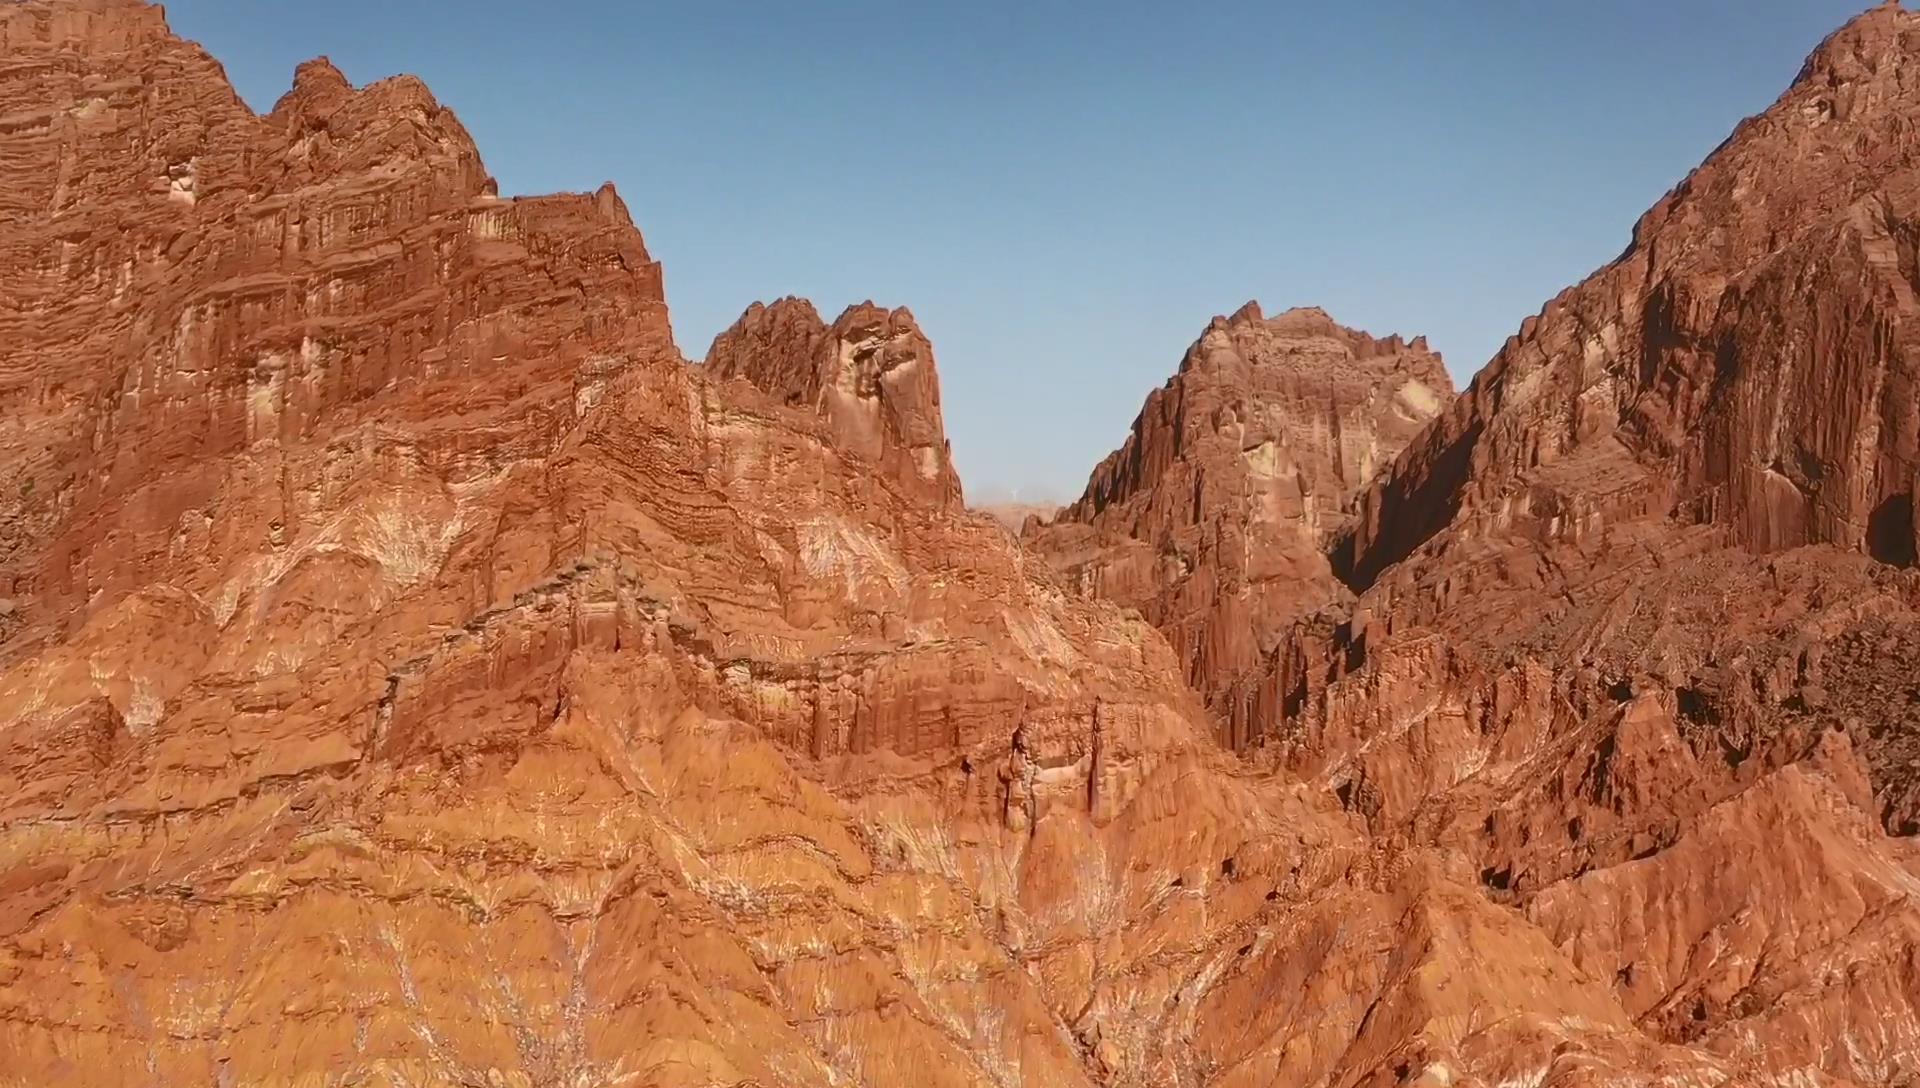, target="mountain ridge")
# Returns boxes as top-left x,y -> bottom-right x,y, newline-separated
3,2 -> 1920,1085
